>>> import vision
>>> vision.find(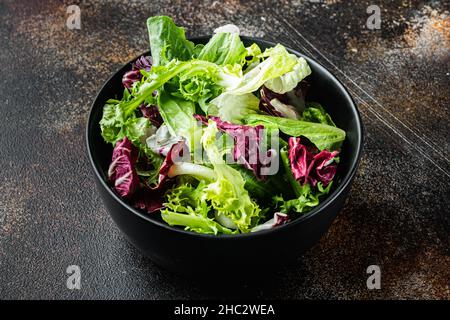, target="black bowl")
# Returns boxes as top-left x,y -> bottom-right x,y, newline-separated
86,36 -> 363,275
